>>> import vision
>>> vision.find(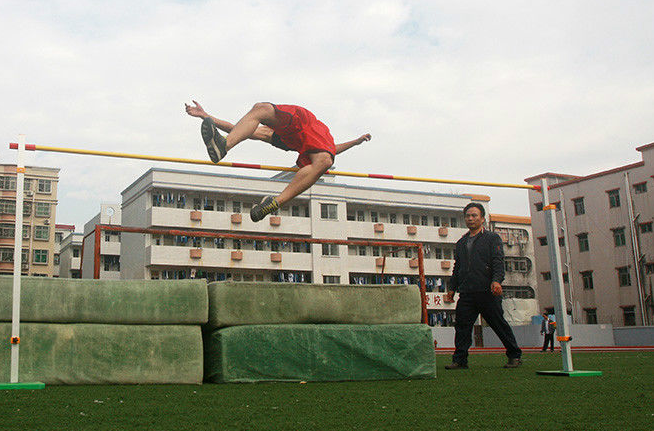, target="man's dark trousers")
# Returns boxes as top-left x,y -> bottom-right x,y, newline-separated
452,291 -> 522,365
542,333 -> 554,351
